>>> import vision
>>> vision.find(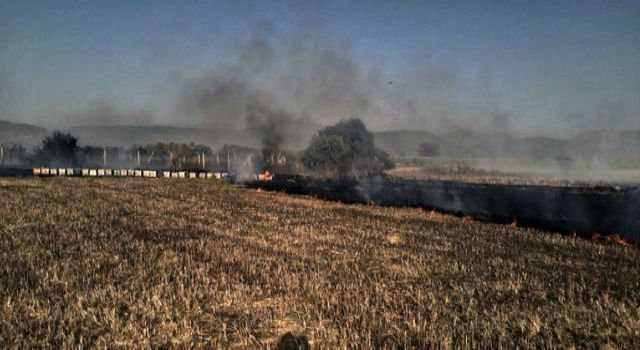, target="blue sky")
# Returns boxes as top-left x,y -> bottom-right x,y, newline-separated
1,0 -> 639,135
